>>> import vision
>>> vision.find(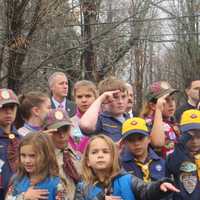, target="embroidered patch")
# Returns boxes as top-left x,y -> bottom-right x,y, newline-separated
155,164 -> 162,172
131,120 -> 138,126
54,111 -> 64,120
180,161 -> 197,173
1,90 -> 10,99
8,134 -> 15,140
190,114 -> 197,119
180,172 -> 197,194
